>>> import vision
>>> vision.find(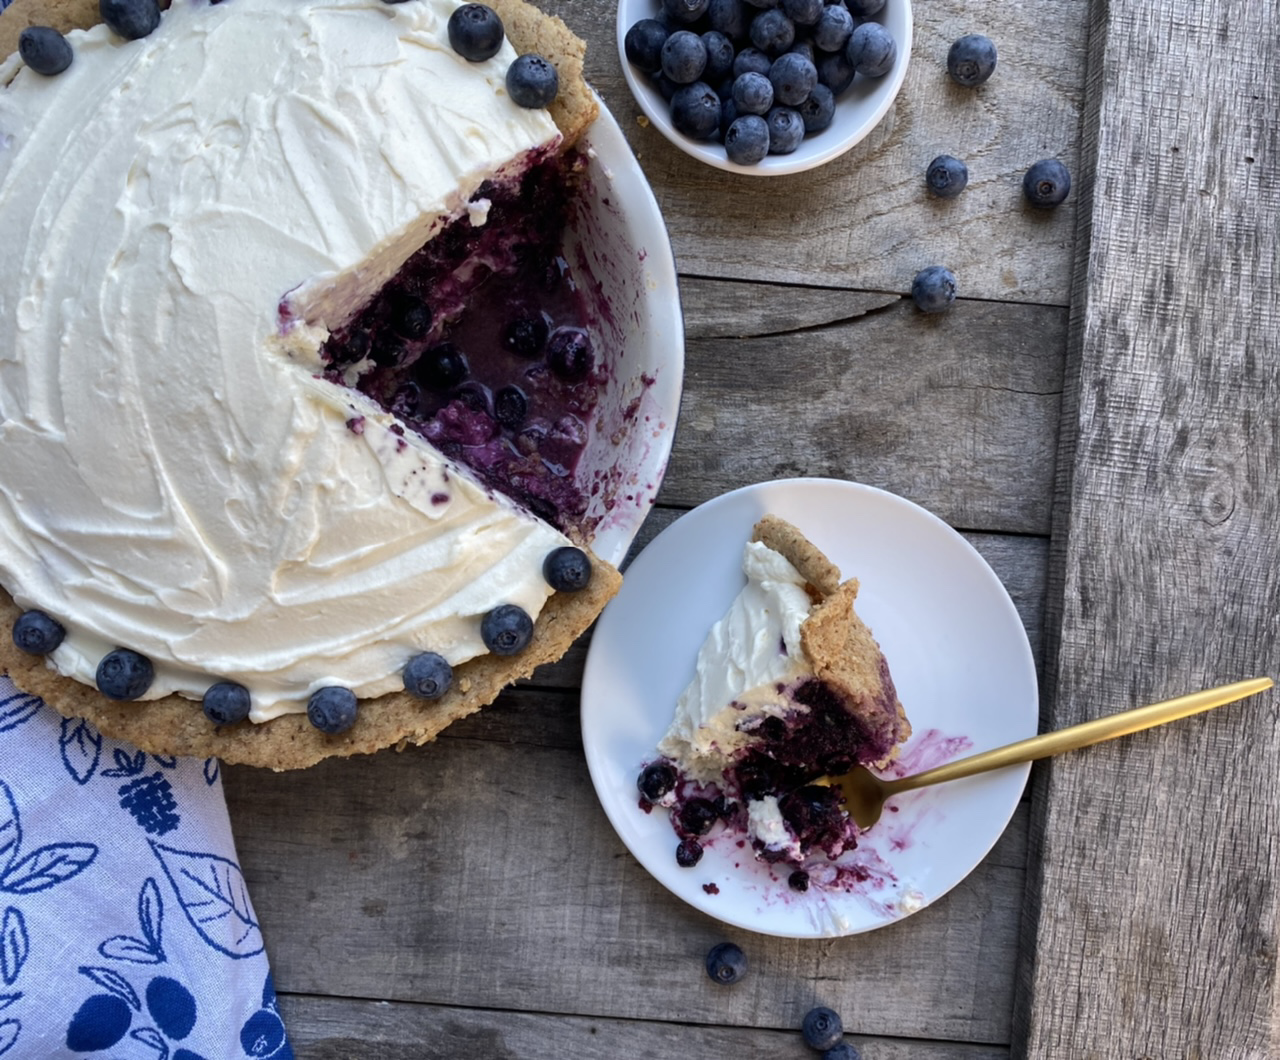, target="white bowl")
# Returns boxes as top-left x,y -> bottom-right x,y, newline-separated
616,0 -> 912,176
570,96 -> 685,564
